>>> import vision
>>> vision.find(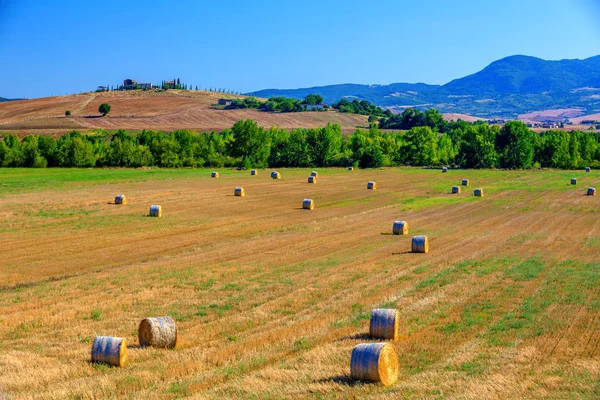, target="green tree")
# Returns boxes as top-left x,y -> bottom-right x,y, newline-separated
303,94 -> 324,105
402,126 -> 438,165
457,124 -> 499,168
227,119 -> 272,167
305,123 -> 342,167
65,110 -> 71,117
496,121 -> 535,168
98,103 -> 111,117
